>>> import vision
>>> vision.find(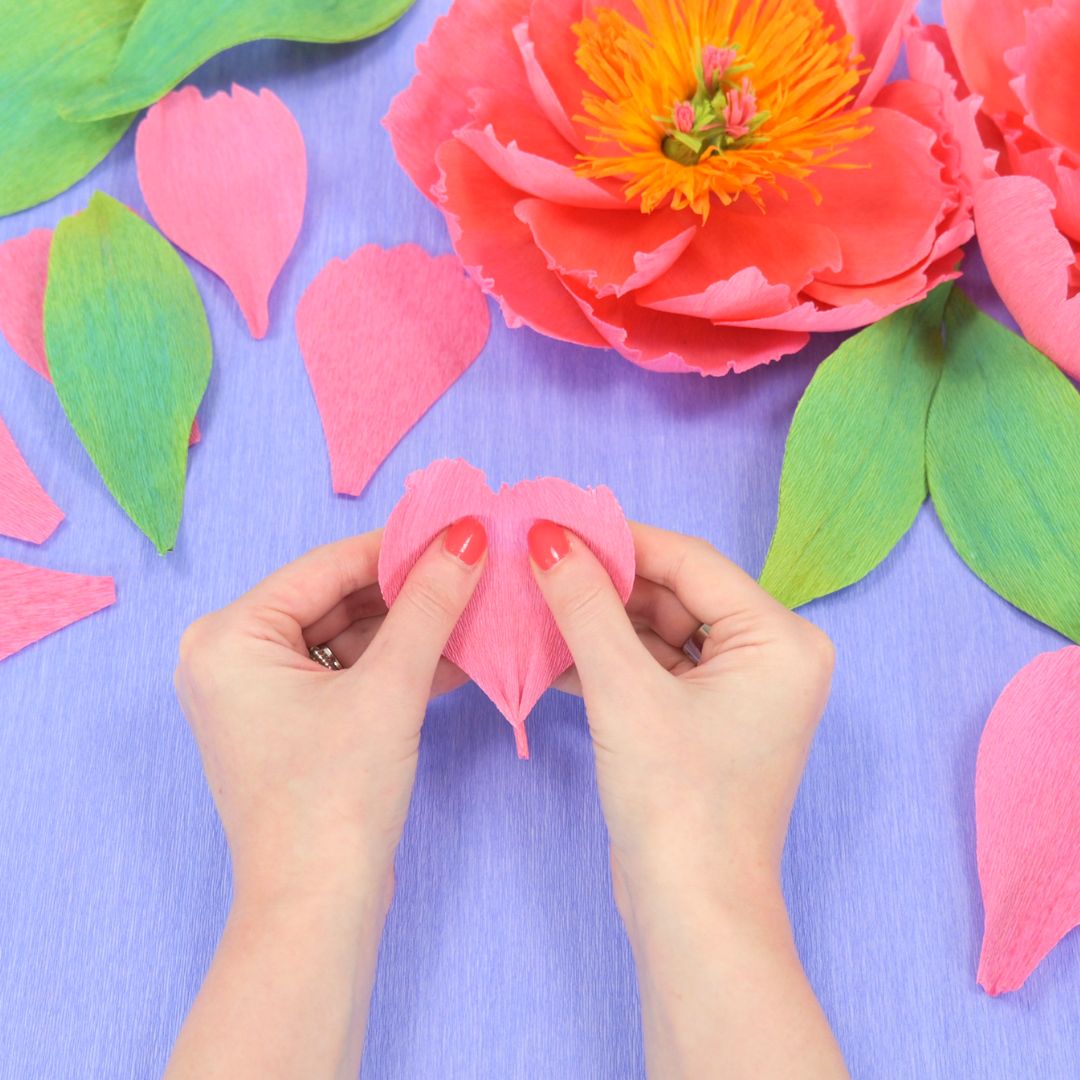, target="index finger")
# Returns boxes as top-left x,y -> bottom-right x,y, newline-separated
236,529 -> 383,628
630,521 -> 790,630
